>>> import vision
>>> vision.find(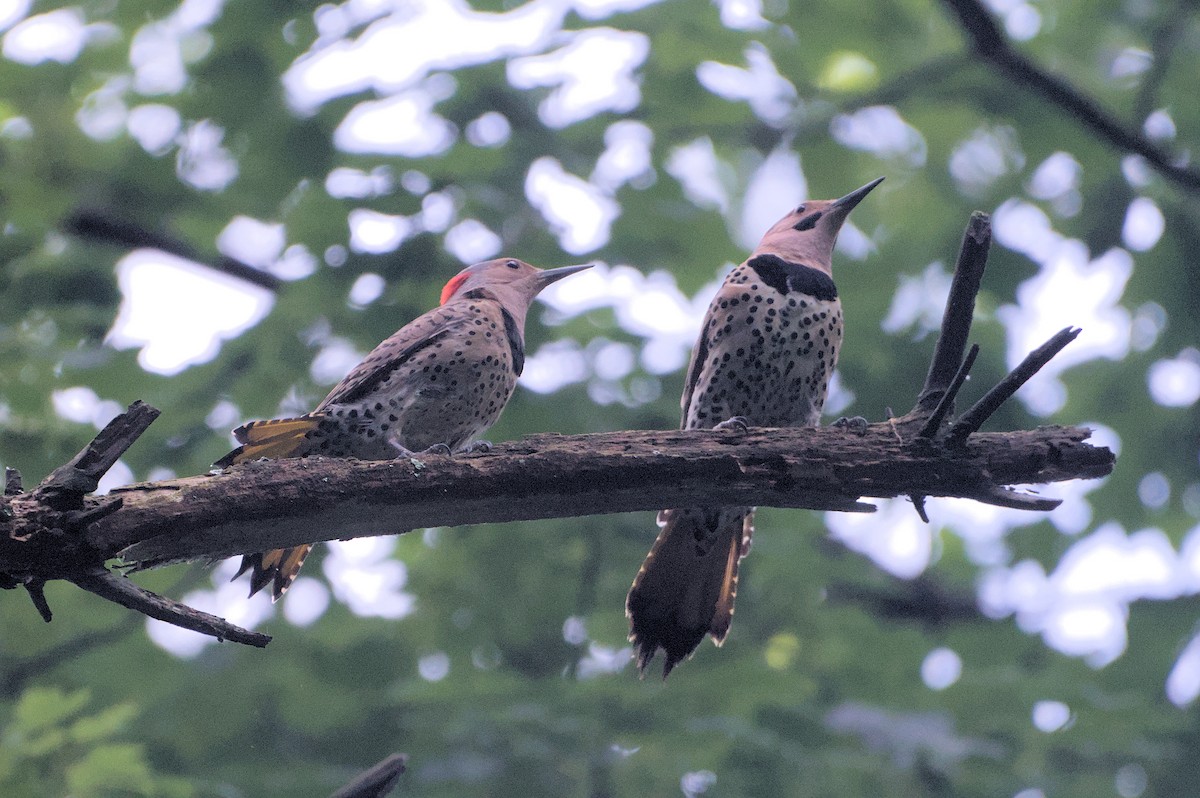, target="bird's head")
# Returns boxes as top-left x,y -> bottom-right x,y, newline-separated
439,257 -> 592,328
755,177 -> 884,274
